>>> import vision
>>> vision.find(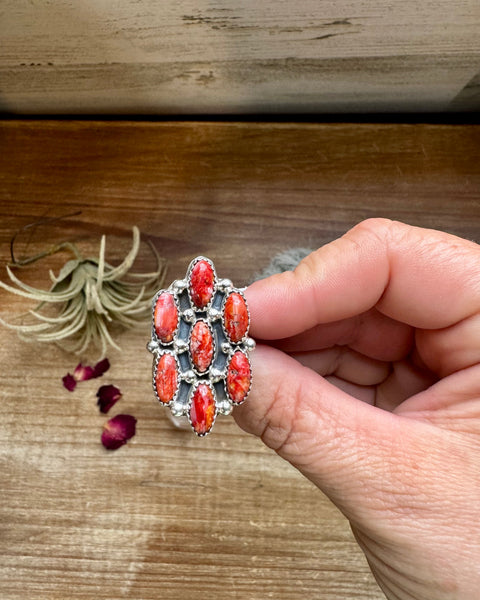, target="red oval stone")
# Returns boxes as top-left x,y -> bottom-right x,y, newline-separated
226,351 -> 251,404
155,353 -> 178,404
224,292 -> 249,343
189,320 -> 214,372
190,383 -> 216,435
154,292 -> 178,343
189,259 -> 215,308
